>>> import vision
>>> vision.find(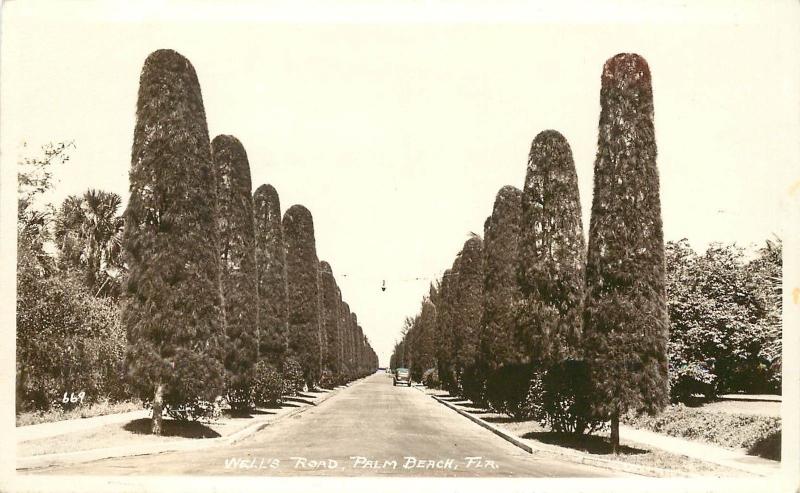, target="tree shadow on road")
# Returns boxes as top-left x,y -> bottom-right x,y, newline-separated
295,392 -> 318,399
282,397 -> 315,406
224,409 -> 276,419
123,418 -> 221,438
522,432 -> 648,455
